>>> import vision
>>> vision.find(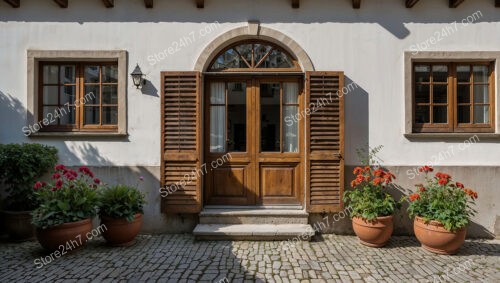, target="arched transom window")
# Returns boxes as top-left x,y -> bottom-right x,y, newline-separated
208,41 -> 300,72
